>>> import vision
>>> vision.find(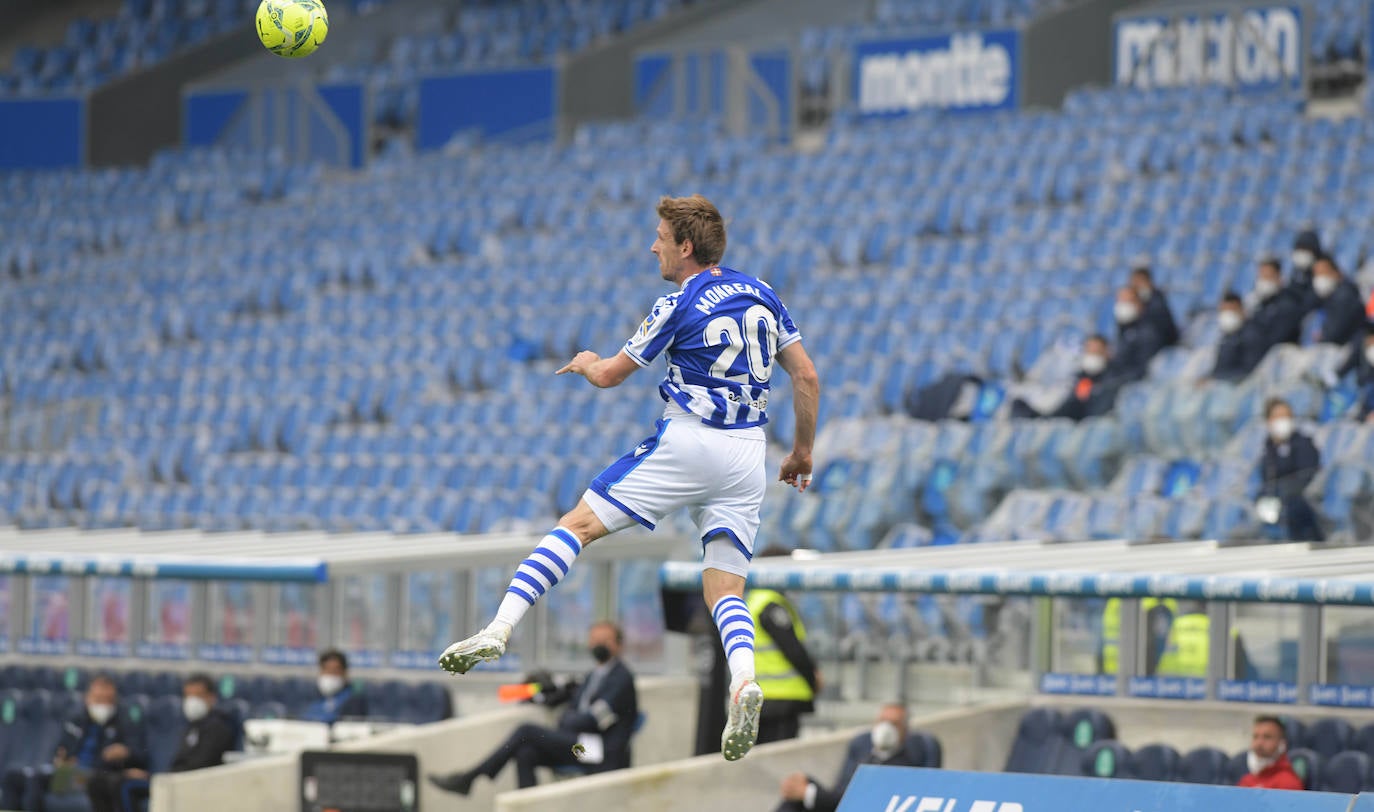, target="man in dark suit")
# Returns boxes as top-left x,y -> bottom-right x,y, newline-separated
86,673 -> 239,812
428,621 -> 638,793
1,674 -> 146,812
1111,286 -> 1165,383
1211,292 -> 1265,382
1311,256 -> 1367,346
1130,265 -> 1179,347
1257,398 -> 1324,542
1250,257 -> 1305,351
773,704 -> 933,812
